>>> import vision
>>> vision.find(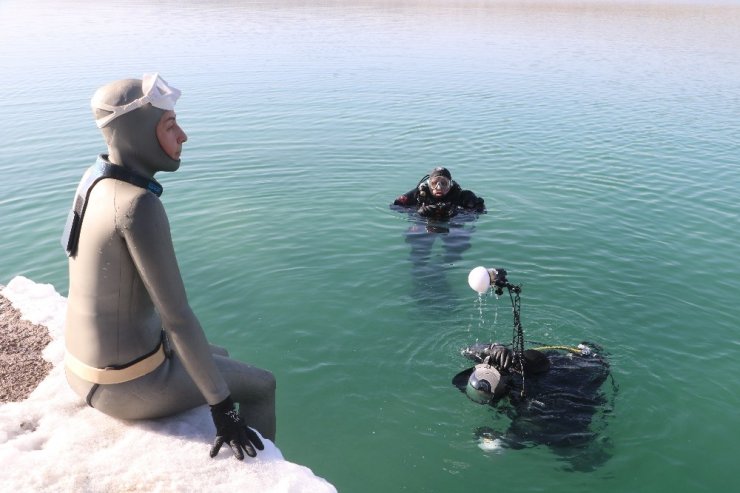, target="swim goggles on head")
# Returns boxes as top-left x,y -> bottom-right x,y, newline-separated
92,73 -> 181,128
428,175 -> 451,191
